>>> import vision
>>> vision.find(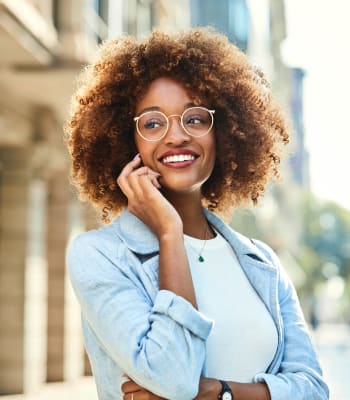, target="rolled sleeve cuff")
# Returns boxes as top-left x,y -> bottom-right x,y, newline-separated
152,290 -> 214,340
253,373 -> 288,400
